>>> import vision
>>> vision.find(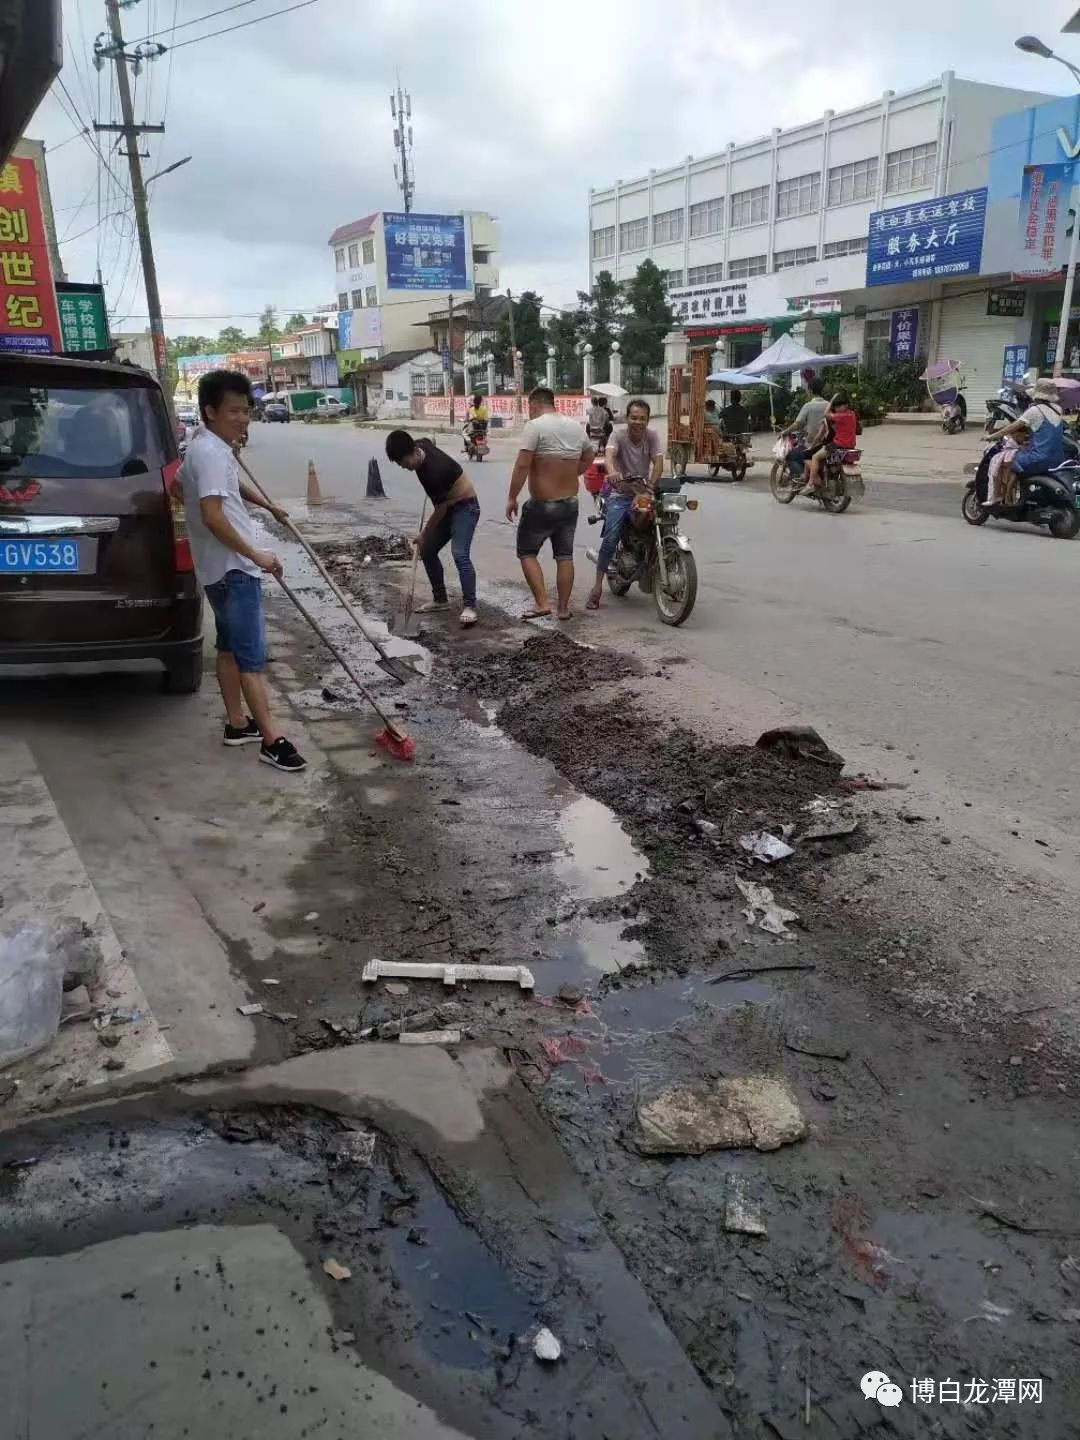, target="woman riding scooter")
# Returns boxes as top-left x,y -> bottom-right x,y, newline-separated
463,393 -> 490,460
